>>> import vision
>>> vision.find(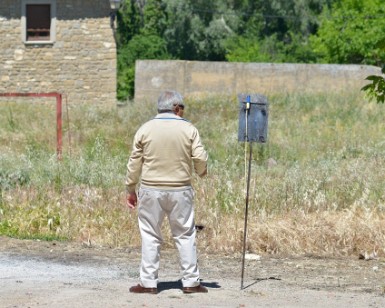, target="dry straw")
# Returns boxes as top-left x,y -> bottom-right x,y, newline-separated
1,92 -> 385,257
